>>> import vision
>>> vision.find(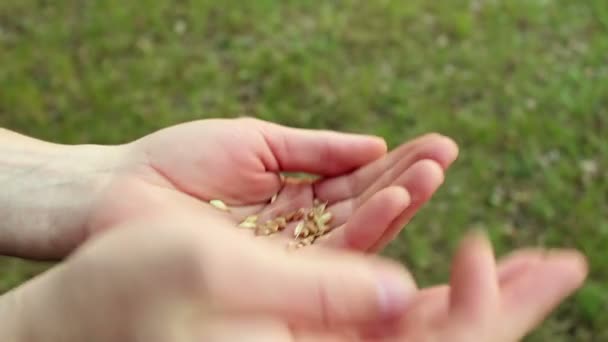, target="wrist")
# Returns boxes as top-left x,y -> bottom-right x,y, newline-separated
0,129 -> 124,259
